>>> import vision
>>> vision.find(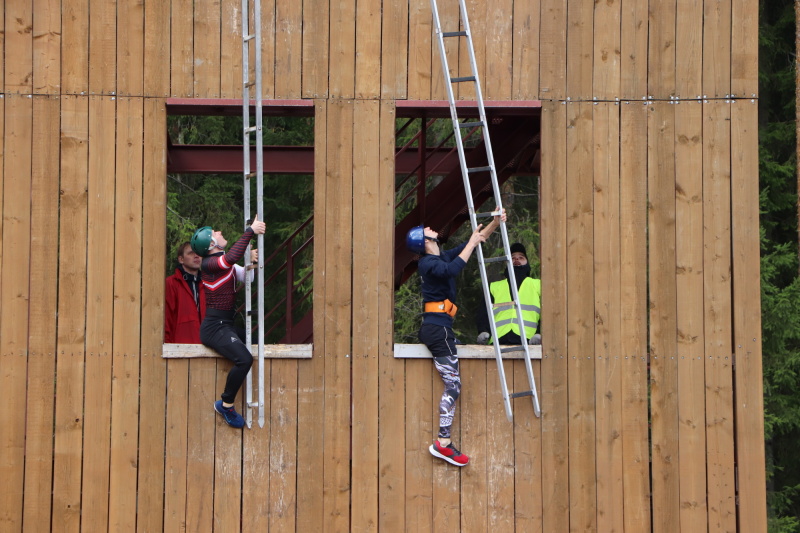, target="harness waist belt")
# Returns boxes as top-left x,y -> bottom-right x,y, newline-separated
206,308 -> 236,320
424,299 -> 458,317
